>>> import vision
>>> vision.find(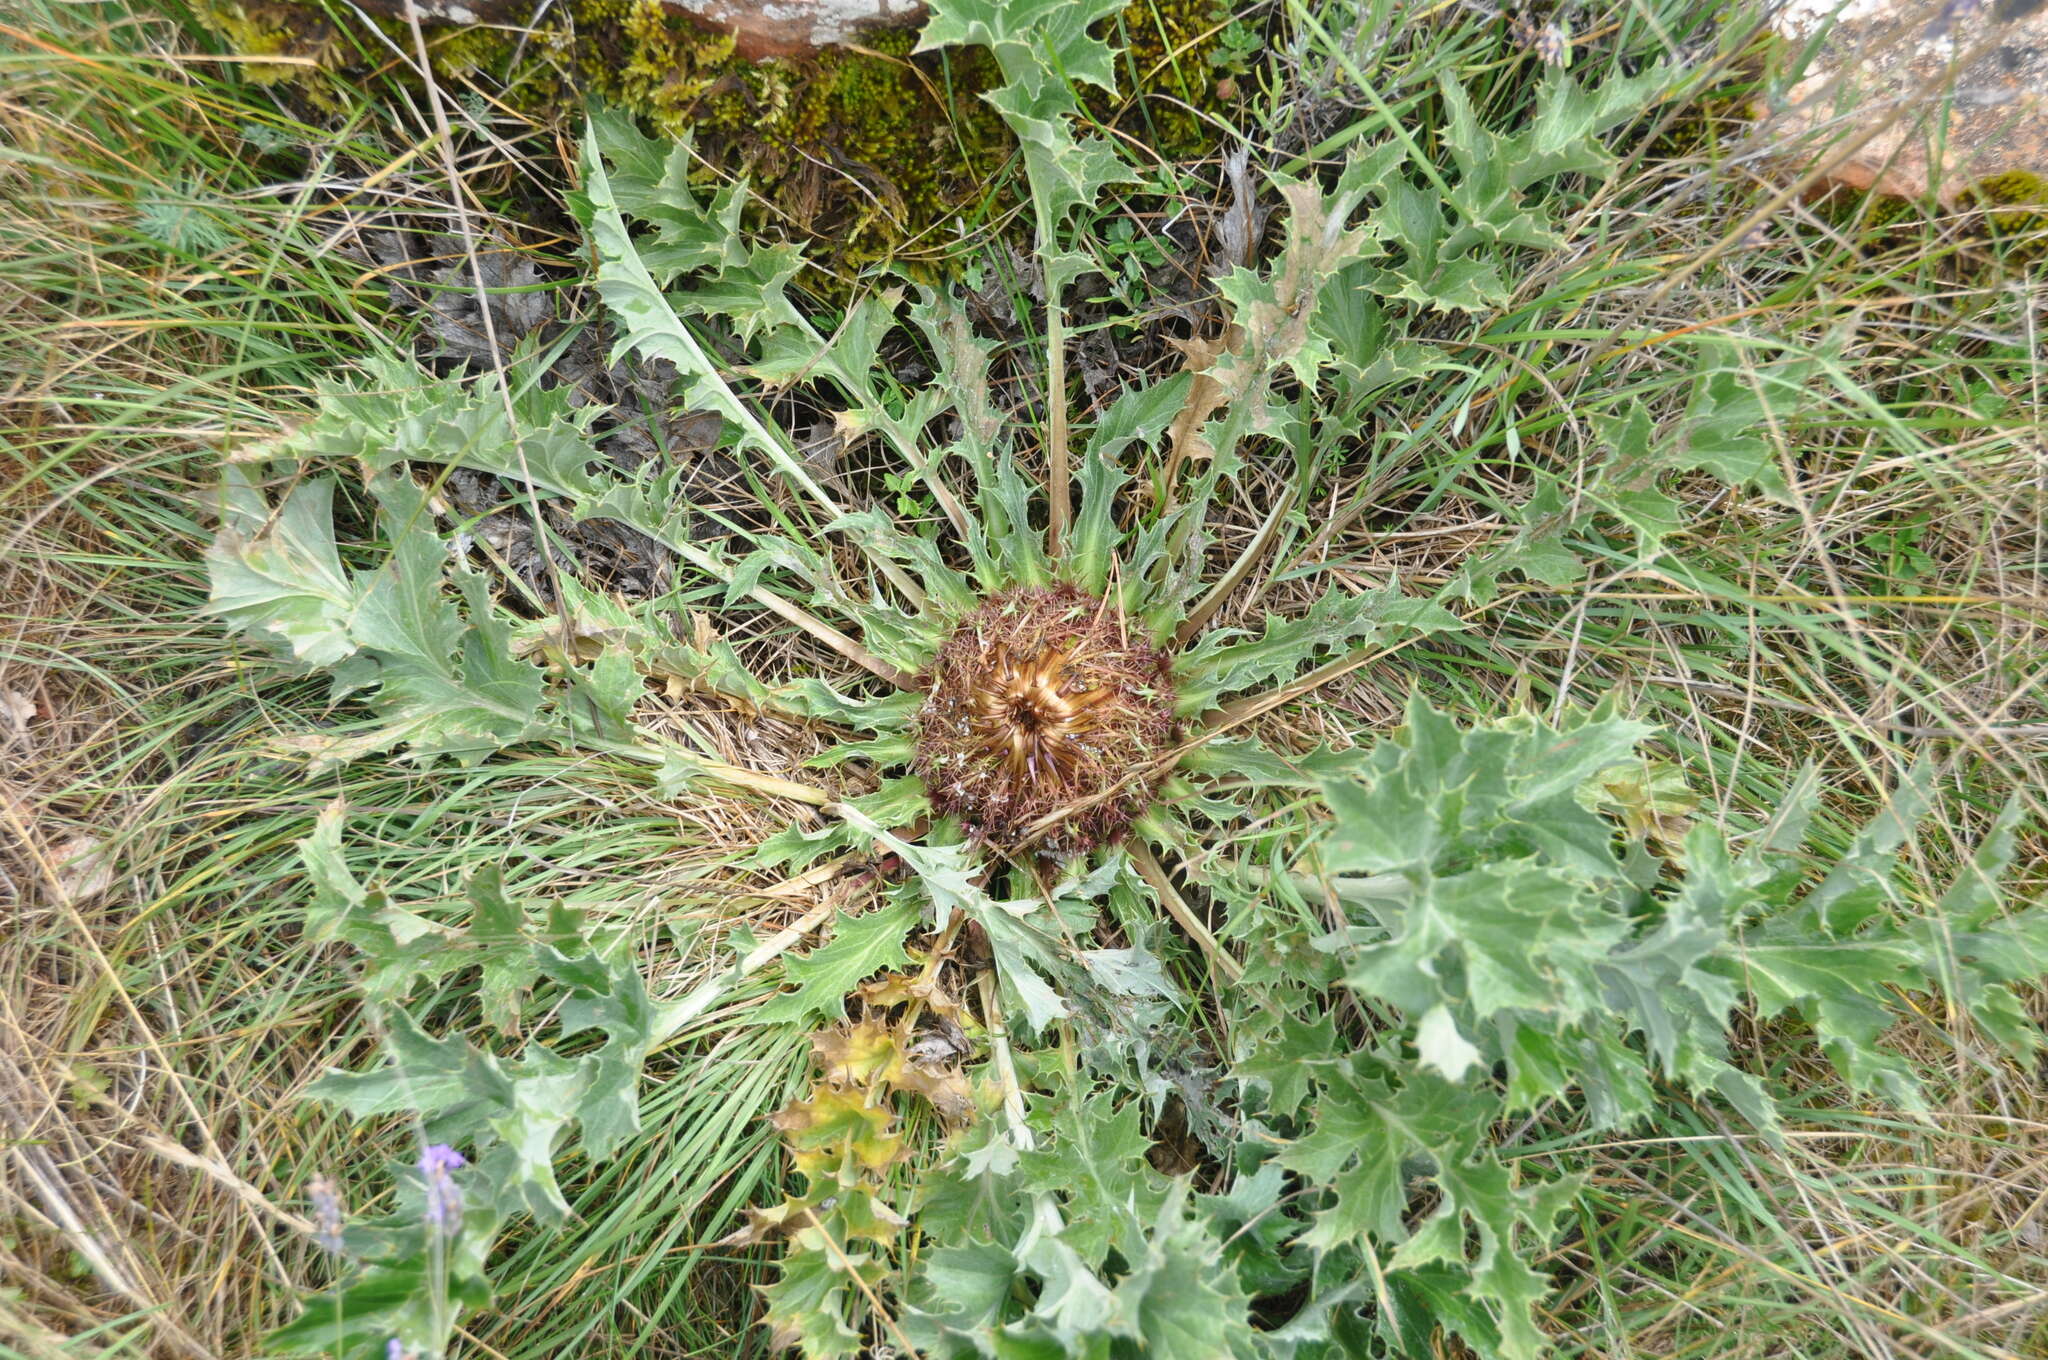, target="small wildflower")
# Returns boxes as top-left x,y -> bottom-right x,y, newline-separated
386,1341 -> 419,1360
418,1144 -> 466,1234
307,1174 -> 346,1253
